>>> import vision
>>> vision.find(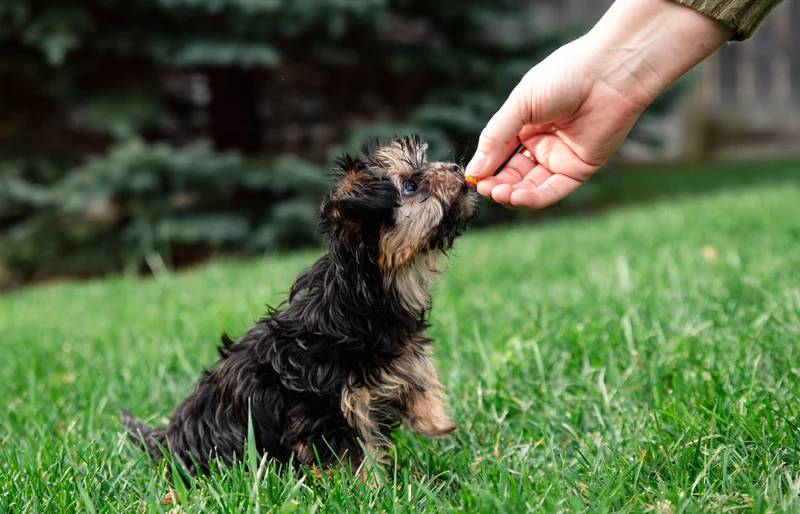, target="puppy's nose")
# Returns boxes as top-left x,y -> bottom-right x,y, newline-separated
447,163 -> 461,174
